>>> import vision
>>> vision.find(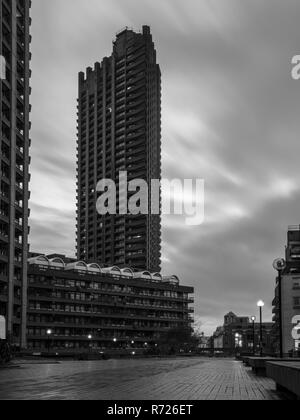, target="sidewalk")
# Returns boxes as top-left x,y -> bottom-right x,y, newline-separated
0,358 -> 284,400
